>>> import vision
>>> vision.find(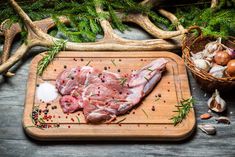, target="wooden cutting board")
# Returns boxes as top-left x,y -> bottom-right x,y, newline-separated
23,51 -> 195,141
